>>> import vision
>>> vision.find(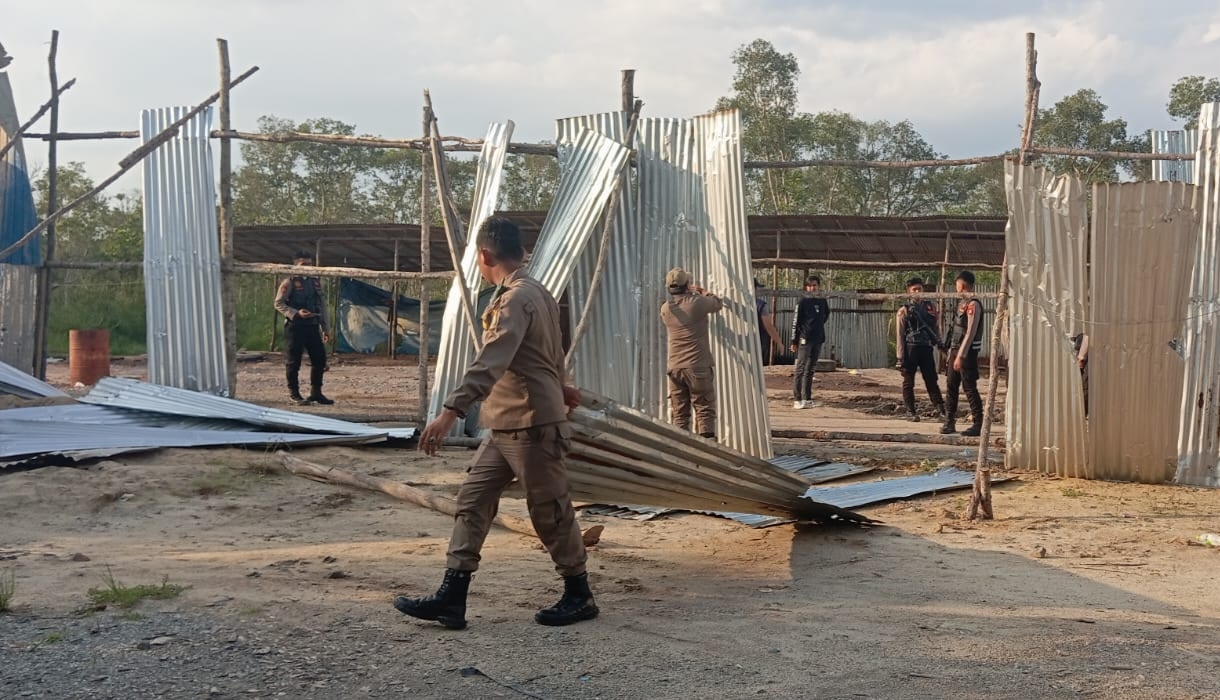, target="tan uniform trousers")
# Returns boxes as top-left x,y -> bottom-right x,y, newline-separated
446,422 -> 588,577
666,366 -> 716,435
